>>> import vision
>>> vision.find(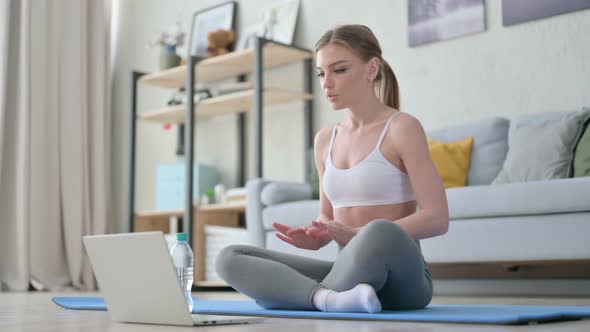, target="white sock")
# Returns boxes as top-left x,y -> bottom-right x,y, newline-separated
313,284 -> 382,313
